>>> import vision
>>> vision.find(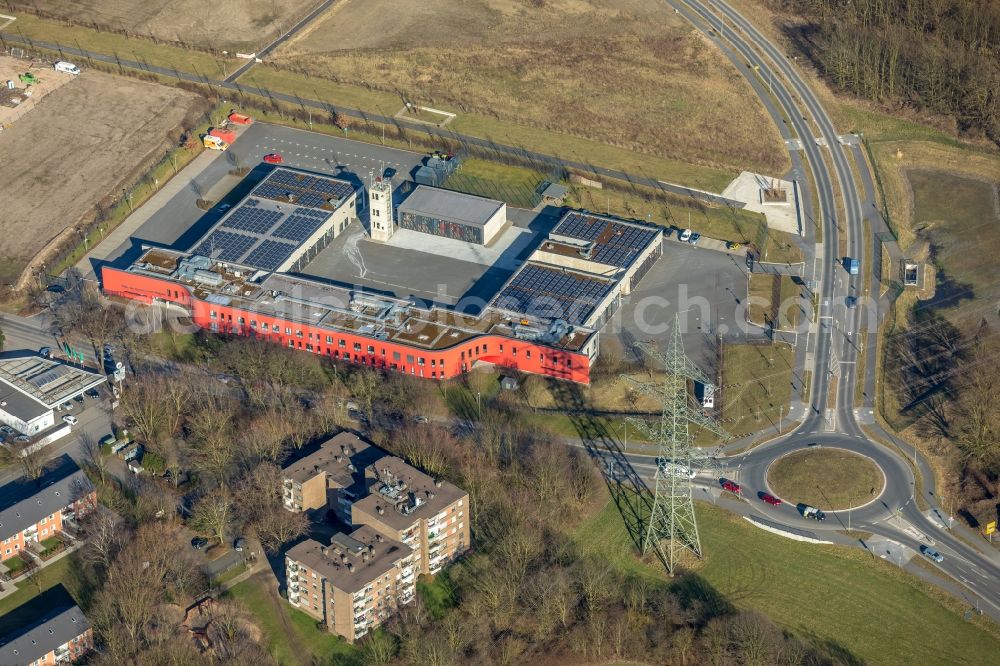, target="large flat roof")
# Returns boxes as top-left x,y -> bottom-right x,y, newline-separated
552,211 -> 661,268
189,167 -> 356,272
398,186 -> 504,228
354,456 -> 466,531
491,262 -> 616,326
287,525 -> 412,594
0,356 -> 106,412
